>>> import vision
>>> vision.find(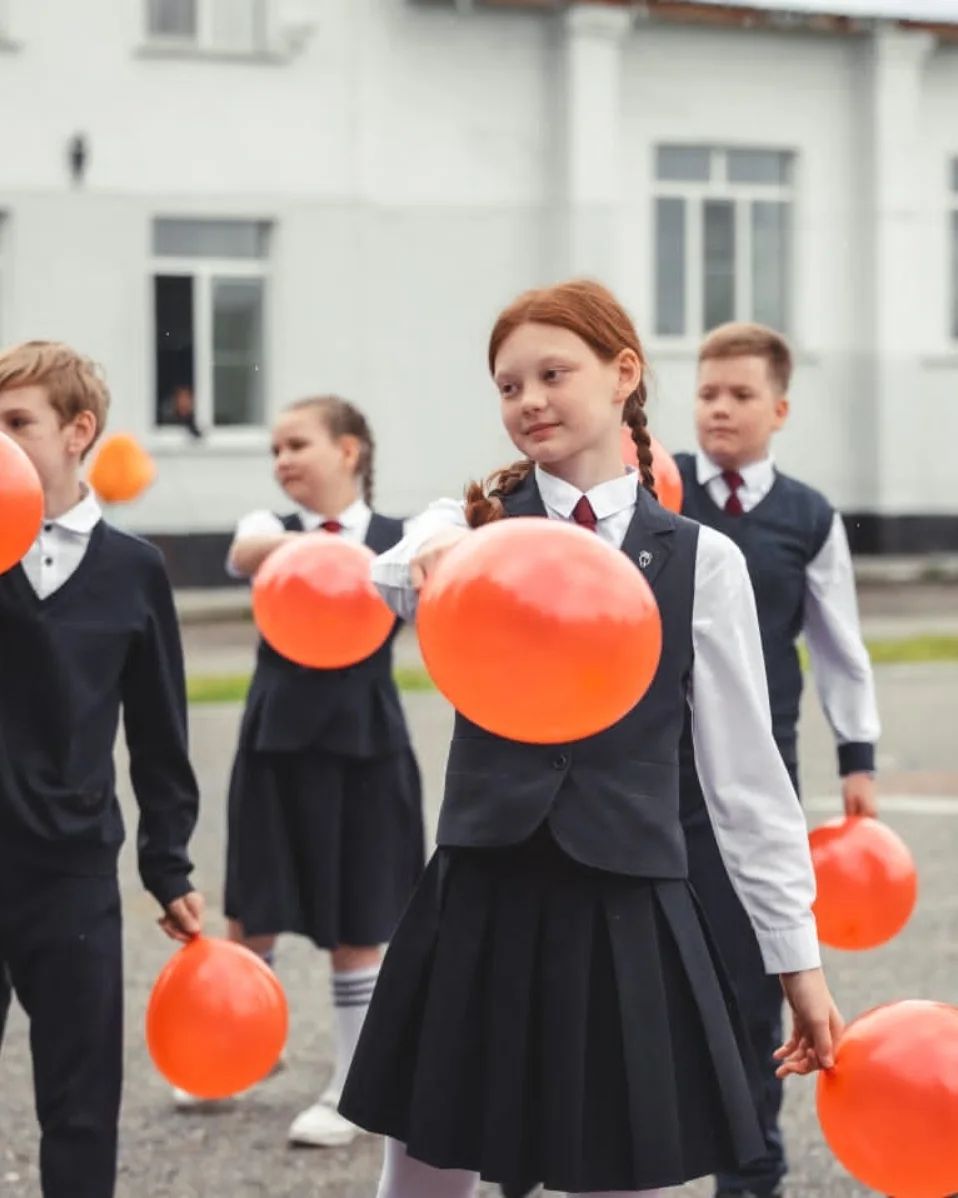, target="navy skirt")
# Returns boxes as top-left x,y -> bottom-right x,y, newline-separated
224,744 -> 424,949
339,825 -> 765,1192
